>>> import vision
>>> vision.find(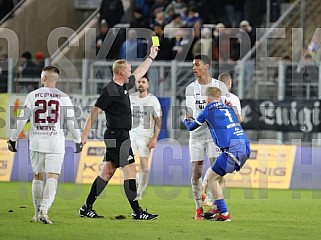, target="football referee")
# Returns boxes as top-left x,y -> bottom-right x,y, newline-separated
79,45 -> 159,220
